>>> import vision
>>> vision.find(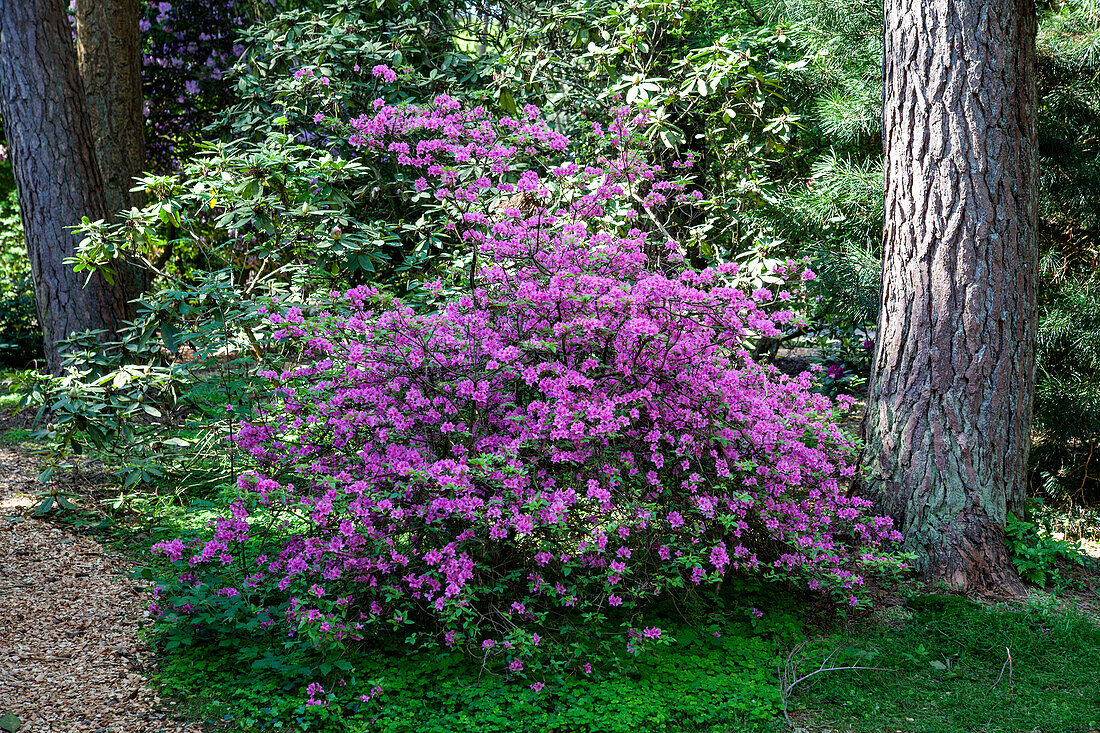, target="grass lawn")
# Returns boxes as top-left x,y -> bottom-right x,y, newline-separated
792,593 -> 1100,733
145,583 -> 1100,732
